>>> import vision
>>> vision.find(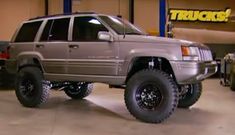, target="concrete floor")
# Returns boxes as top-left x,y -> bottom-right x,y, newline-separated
0,79 -> 235,135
